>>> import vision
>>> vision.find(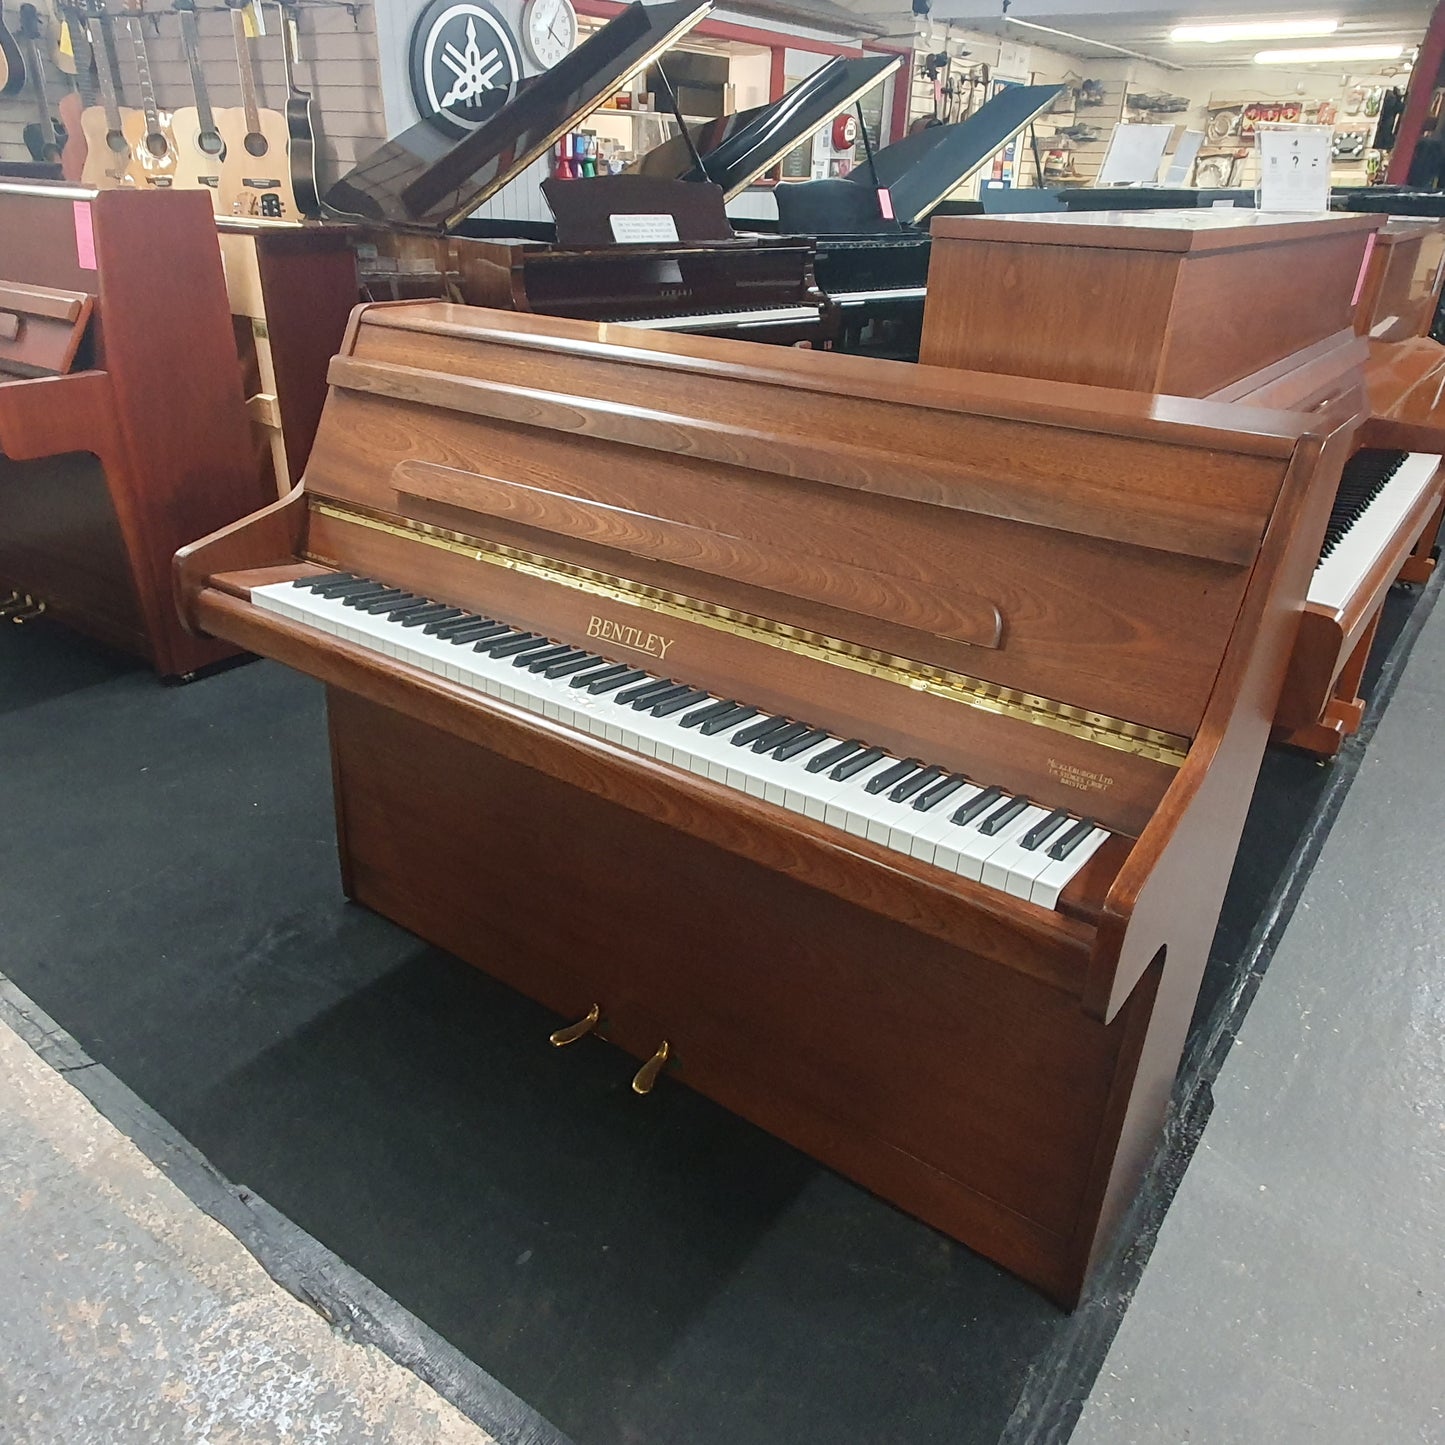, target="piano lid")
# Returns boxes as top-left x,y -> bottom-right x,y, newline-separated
321,0 -> 711,232
854,83 -> 1065,227
628,53 -> 901,200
